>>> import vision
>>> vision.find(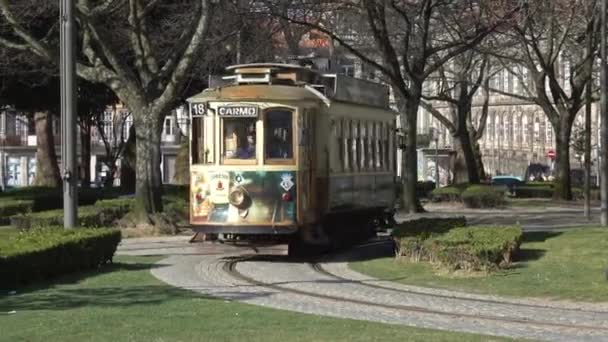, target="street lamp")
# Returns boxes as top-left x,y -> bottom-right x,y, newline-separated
60,0 -> 77,228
